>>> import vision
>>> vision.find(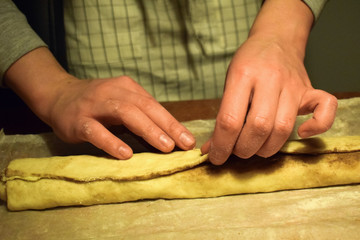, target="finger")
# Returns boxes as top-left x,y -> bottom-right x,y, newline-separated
233,82 -> 280,159
201,139 -> 211,154
116,103 -> 177,153
76,118 -> 133,159
107,77 -> 196,150
297,89 -> 338,138
95,94 -> 194,152
134,95 -> 196,150
208,72 -> 252,165
256,90 -> 298,157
